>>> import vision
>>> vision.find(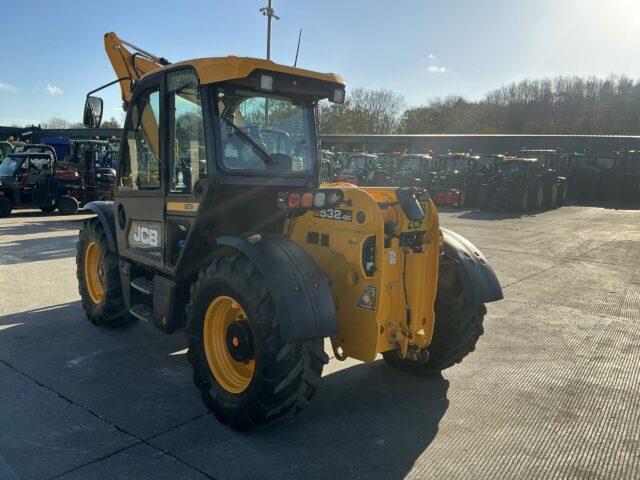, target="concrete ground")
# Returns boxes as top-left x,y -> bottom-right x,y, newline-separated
1,203 -> 639,480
